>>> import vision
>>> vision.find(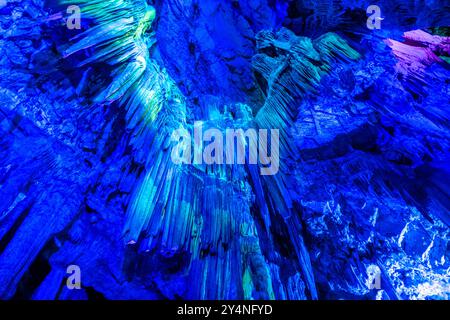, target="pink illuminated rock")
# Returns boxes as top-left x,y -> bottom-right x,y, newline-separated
385,30 -> 449,78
